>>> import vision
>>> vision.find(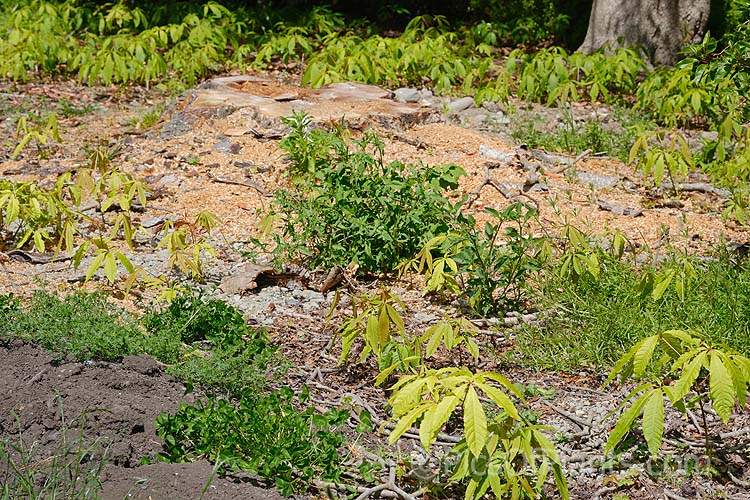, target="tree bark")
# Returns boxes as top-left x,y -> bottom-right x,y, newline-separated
577,0 -> 711,65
